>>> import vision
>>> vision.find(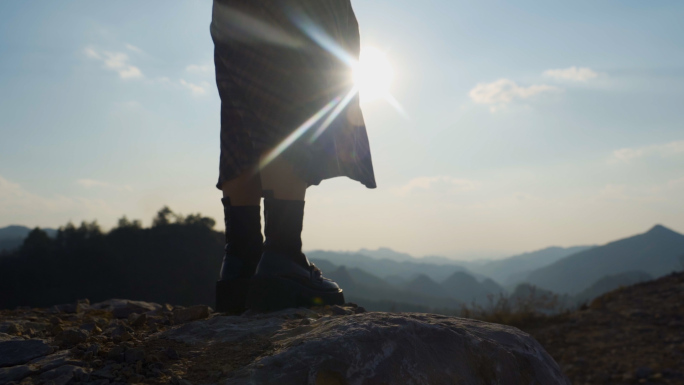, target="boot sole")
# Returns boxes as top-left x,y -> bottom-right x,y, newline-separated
216,278 -> 250,315
247,275 -> 345,312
